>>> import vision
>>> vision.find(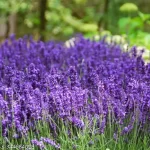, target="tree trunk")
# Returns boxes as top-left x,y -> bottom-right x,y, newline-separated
103,0 -> 109,29
9,13 -> 17,34
39,0 -> 47,41
5,14 -> 10,38
98,0 -> 110,30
